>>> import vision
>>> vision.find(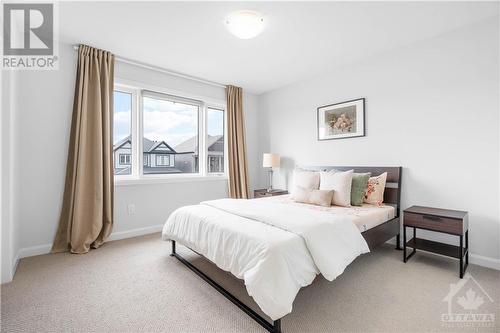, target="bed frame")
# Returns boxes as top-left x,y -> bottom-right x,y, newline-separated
170,166 -> 402,333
